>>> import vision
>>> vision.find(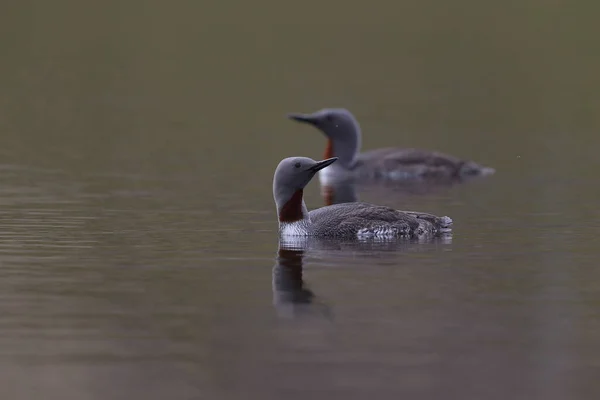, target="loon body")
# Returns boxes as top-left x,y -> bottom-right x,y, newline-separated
287,108 -> 495,184
273,156 -> 453,239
